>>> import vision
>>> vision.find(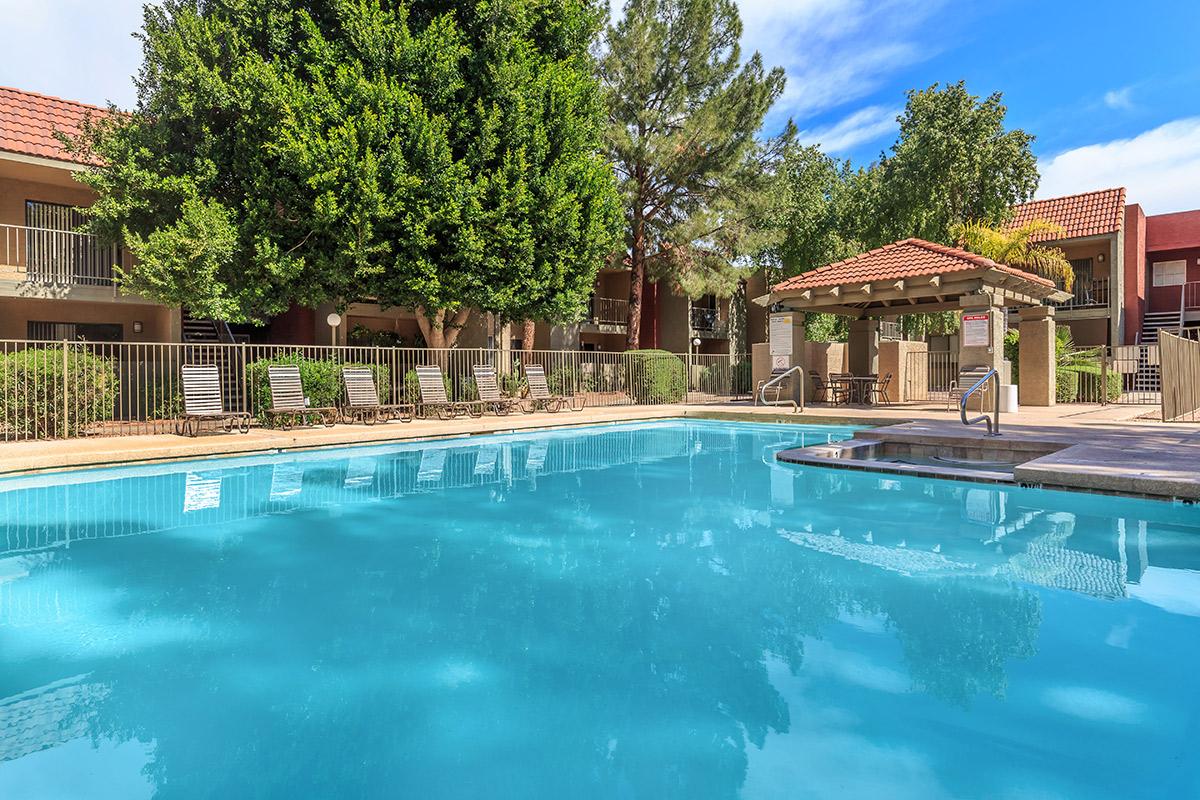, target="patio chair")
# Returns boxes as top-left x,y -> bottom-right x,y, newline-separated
521,363 -> 585,412
947,366 -> 994,411
755,368 -> 791,405
869,372 -> 893,405
416,365 -> 486,420
472,364 -> 522,415
176,364 -> 251,436
809,370 -> 849,405
341,367 -> 413,424
265,364 -> 338,429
